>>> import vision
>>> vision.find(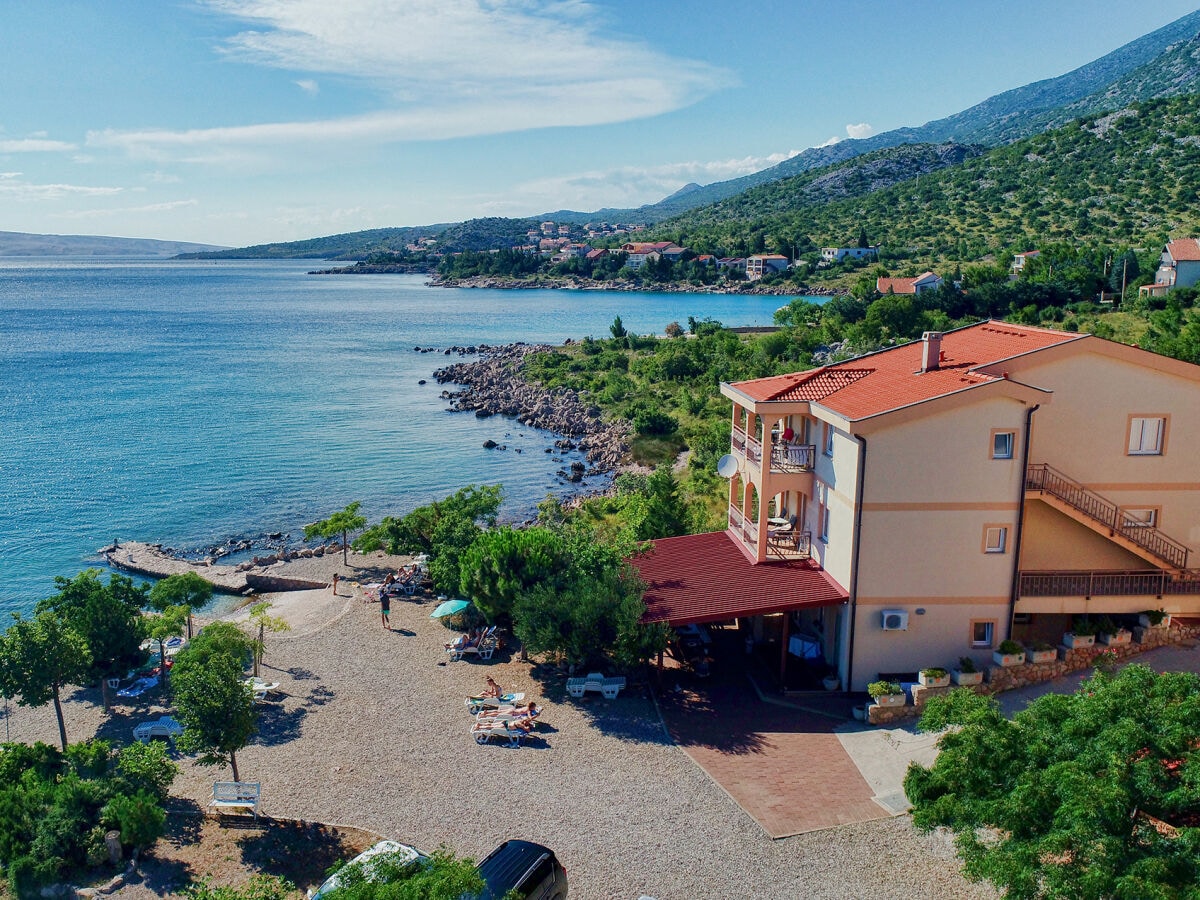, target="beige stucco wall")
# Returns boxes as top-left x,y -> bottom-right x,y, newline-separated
1019,500 -> 1151,570
1008,345 -> 1200,554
